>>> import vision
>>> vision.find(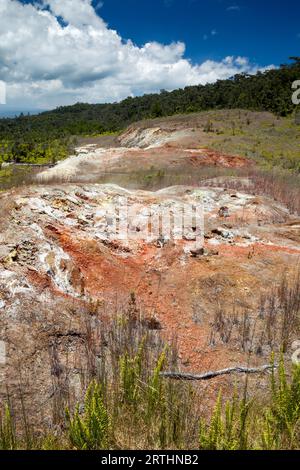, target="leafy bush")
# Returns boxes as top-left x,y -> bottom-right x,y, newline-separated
66,381 -> 110,450
260,359 -> 300,449
0,405 -> 16,450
